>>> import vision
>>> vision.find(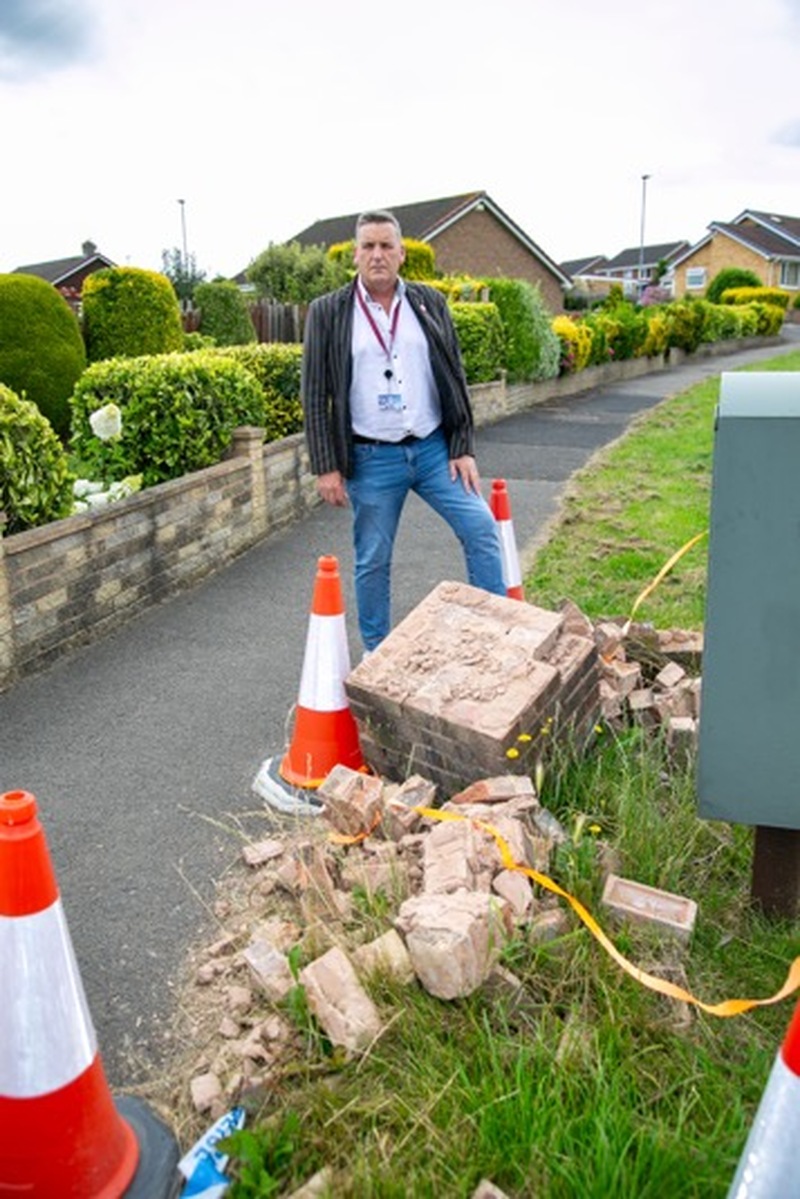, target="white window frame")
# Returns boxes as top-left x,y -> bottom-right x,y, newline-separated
779,261 -> 800,289
685,267 -> 707,290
